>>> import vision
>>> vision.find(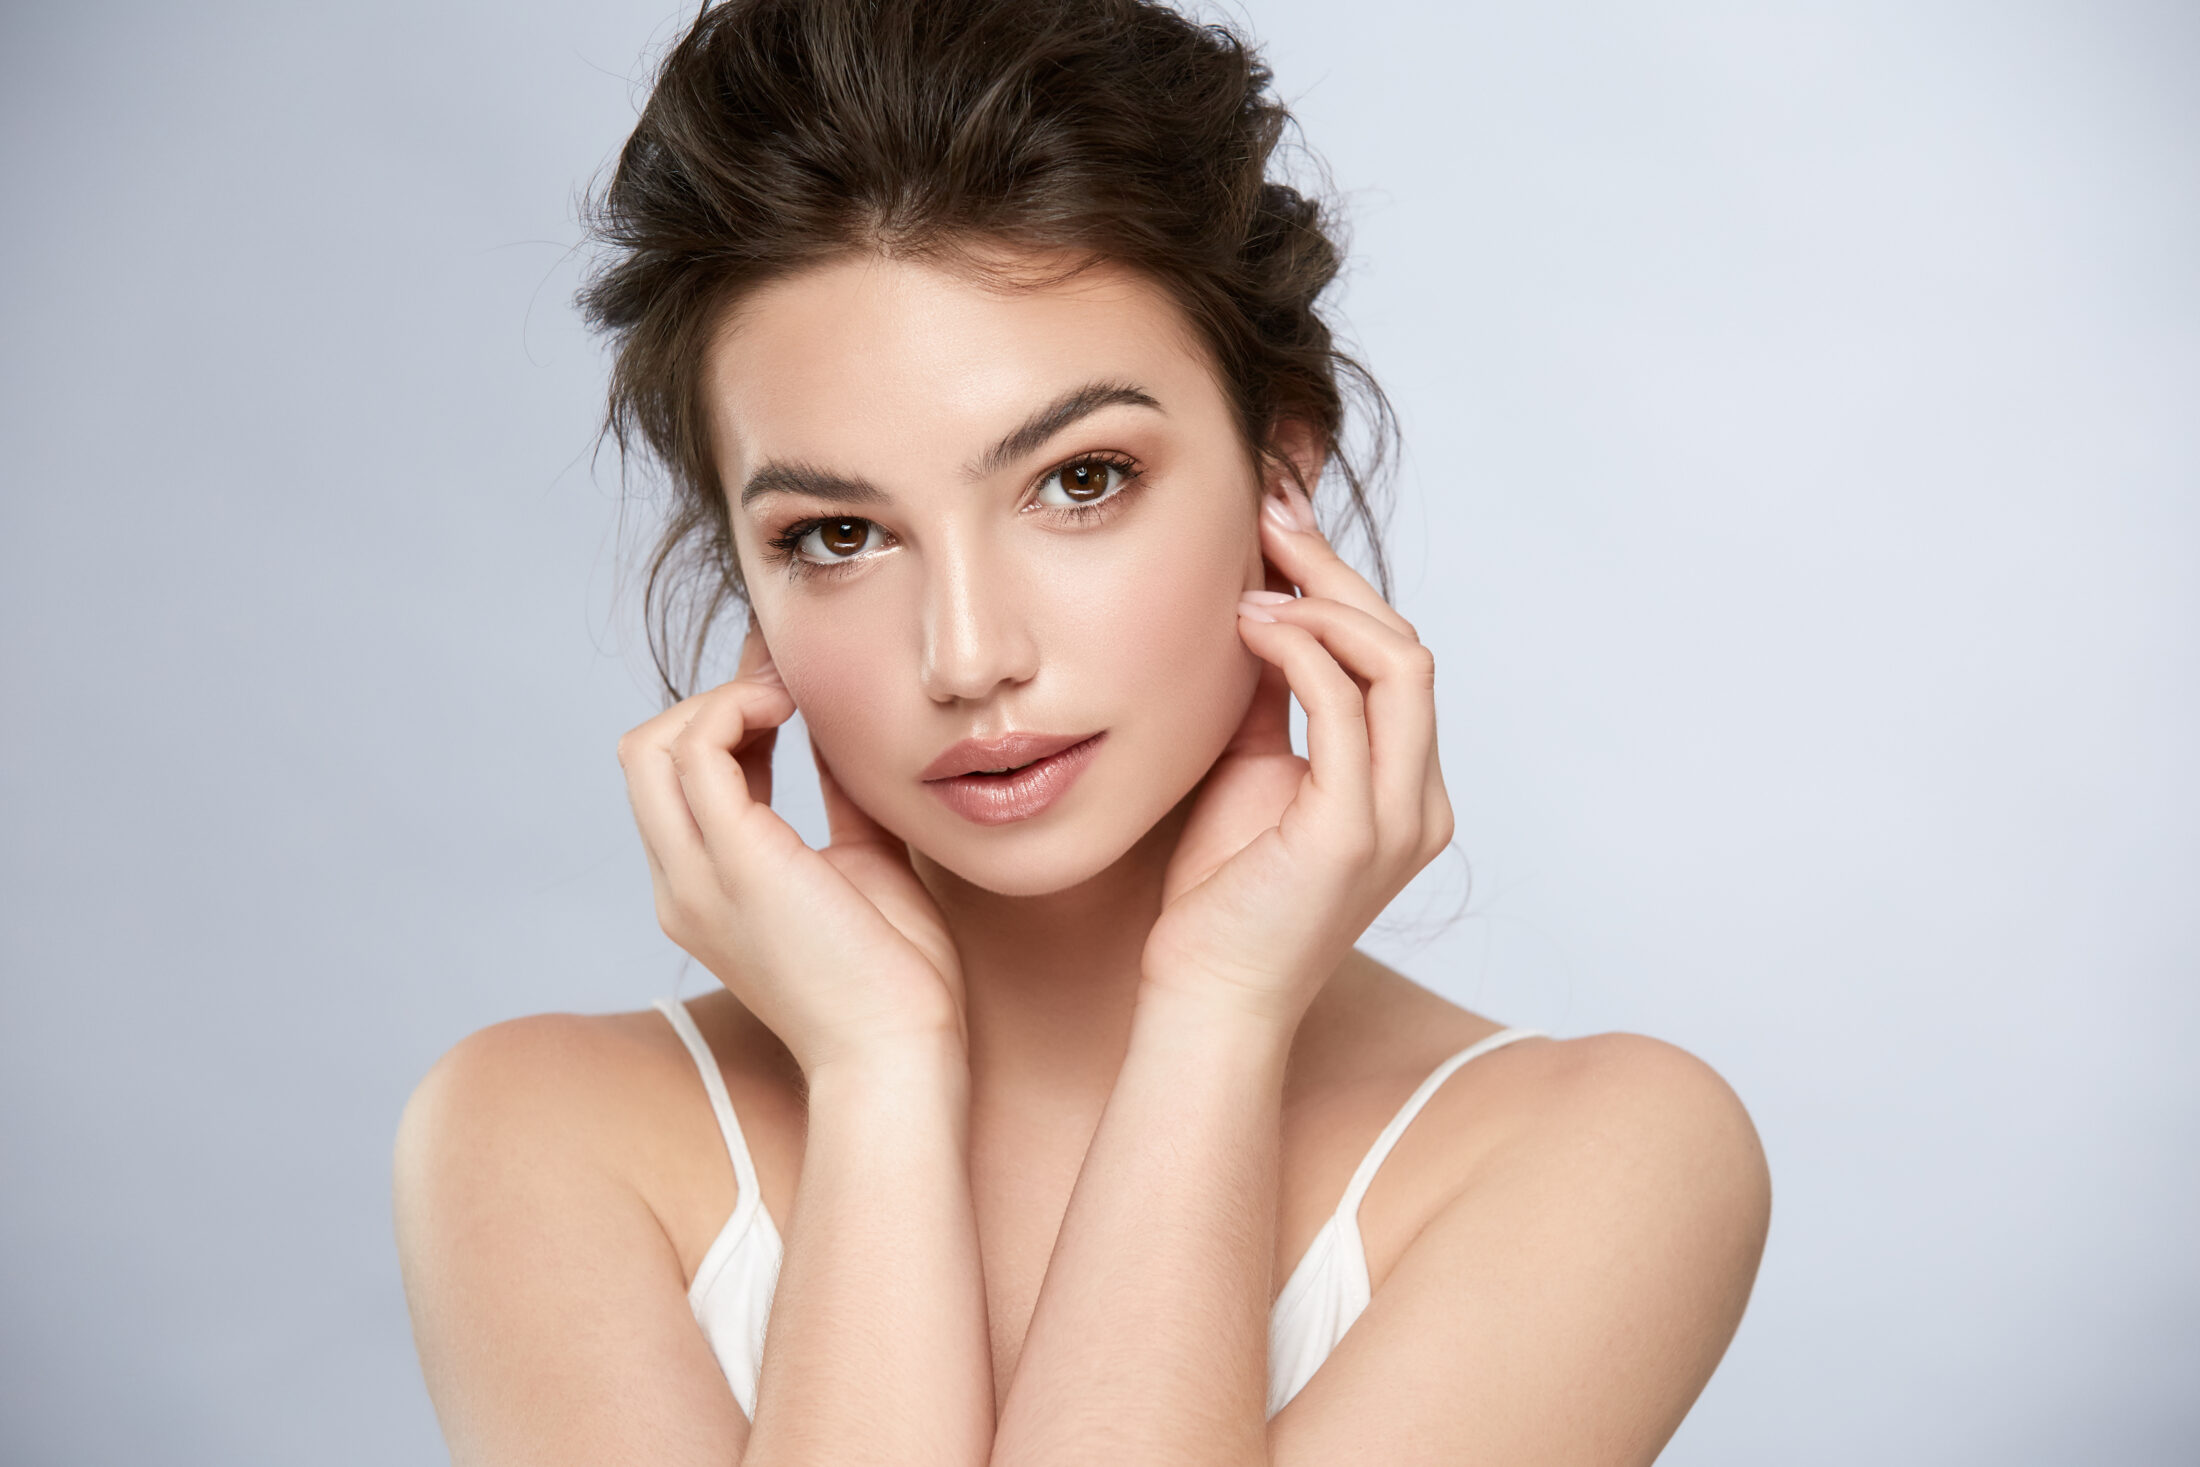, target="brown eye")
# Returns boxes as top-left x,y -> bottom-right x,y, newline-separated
818,519 -> 868,555
1038,458 -> 1133,510
1056,462 -> 1109,502
791,516 -> 883,563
